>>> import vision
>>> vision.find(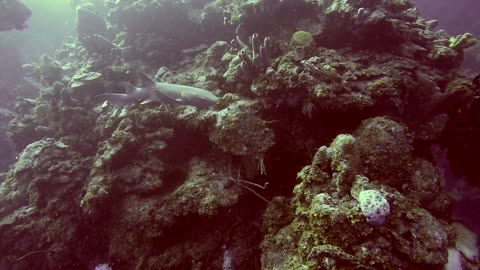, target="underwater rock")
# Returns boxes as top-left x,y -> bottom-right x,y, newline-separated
70,70 -> 102,89
250,43 -> 469,141
261,116 -> 453,269
0,138 -> 95,269
0,0 -> 31,31
68,70 -> 104,102
75,4 -> 119,57
7,76 -> 98,153
76,4 -> 107,38
209,99 -> 274,174
38,55 -> 64,86
167,40 -> 231,91
81,34 -> 119,56
88,149 -> 249,268
2,0 -> 480,269
354,117 -> 413,187
0,108 -> 15,172
108,0 -> 202,66
81,116 -> 169,215
452,222 -> 479,262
